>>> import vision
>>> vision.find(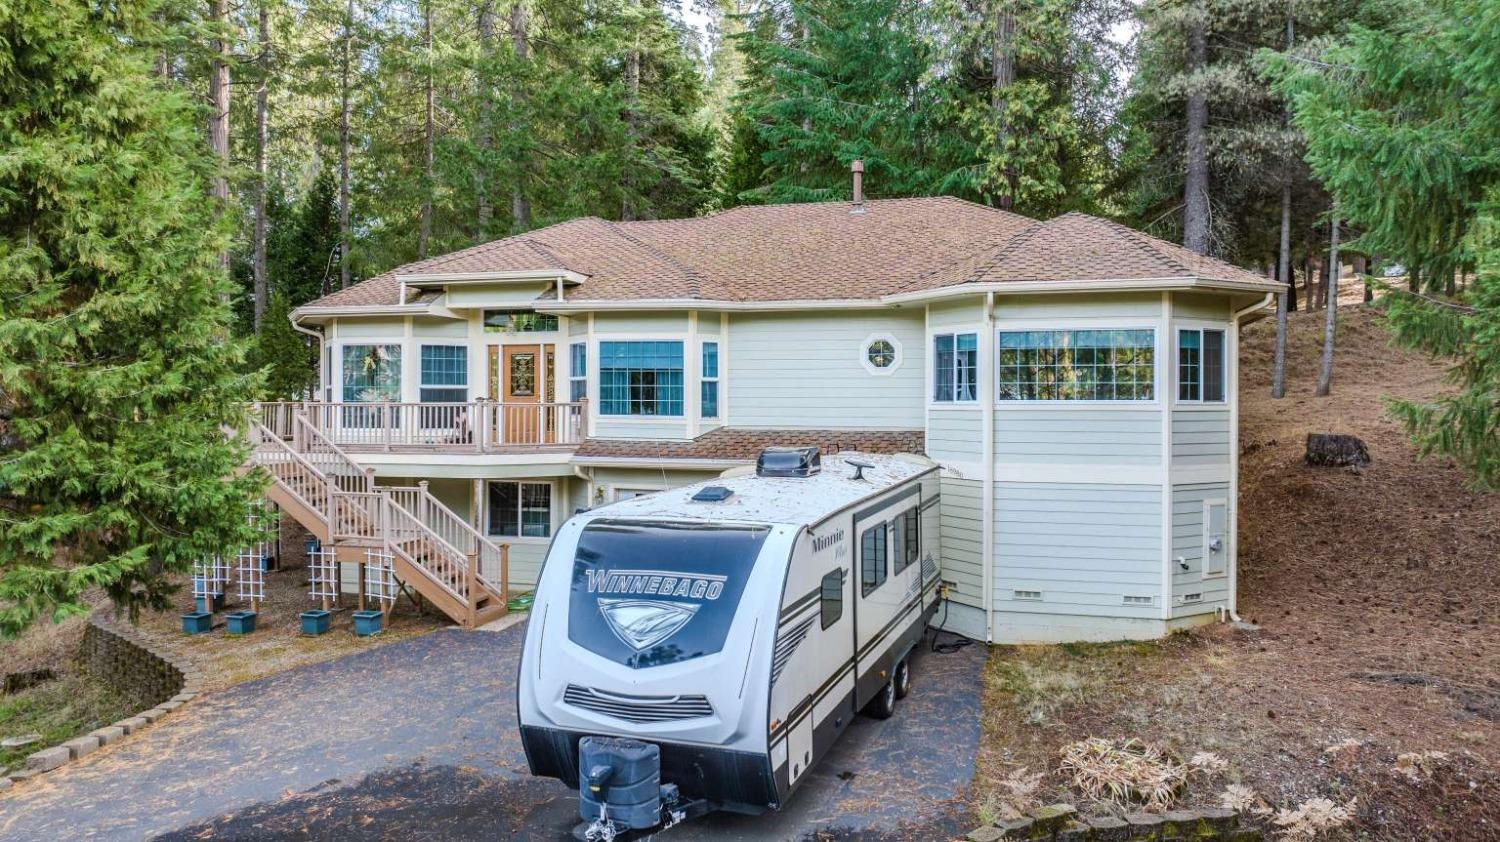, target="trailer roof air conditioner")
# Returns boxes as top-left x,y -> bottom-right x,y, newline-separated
756,447 -> 821,478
